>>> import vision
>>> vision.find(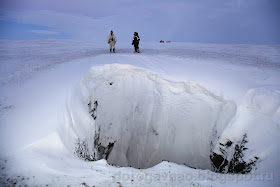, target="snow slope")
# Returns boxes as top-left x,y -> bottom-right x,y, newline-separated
0,40 -> 279,186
